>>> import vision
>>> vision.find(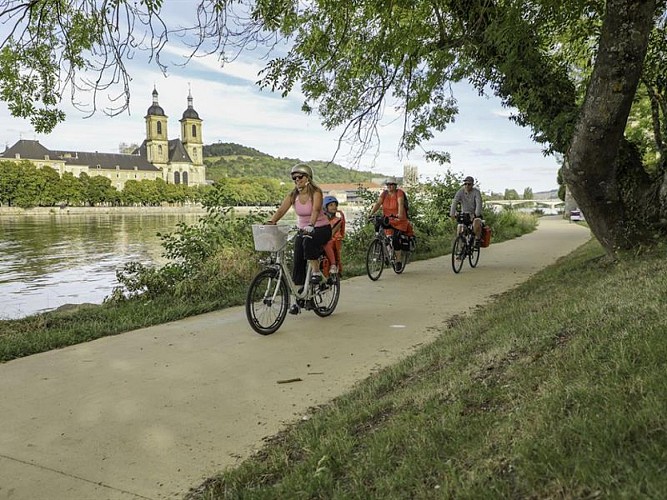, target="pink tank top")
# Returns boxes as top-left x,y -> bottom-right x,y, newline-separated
294,196 -> 329,229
